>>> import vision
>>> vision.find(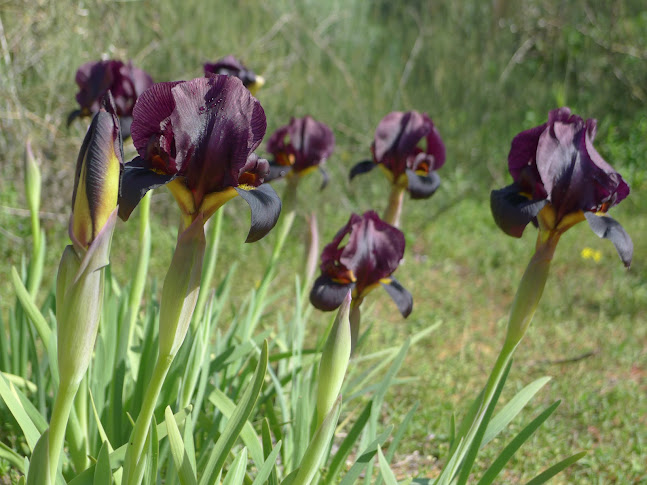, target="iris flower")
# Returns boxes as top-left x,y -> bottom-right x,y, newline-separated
491,107 -> 632,267
266,115 -> 335,188
68,59 -> 154,138
350,110 -> 445,215
310,211 -> 412,318
204,55 -> 265,95
118,75 -> 281,242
